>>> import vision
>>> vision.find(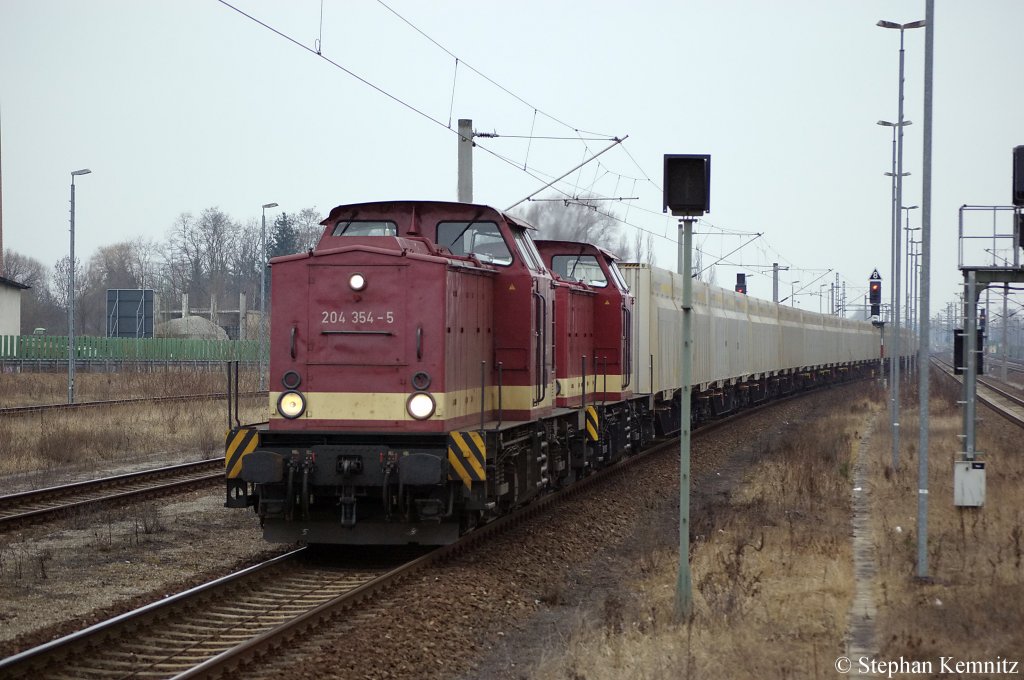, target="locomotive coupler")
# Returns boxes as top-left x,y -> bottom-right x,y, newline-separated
339,486 -> 357,528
